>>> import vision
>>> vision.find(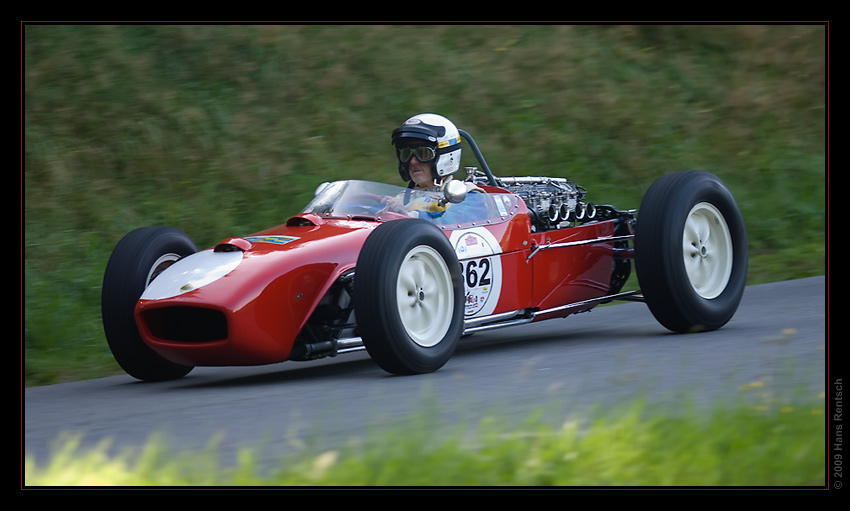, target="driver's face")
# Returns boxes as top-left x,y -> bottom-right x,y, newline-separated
403,142 -> 435,187
408,157 -> 432,186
